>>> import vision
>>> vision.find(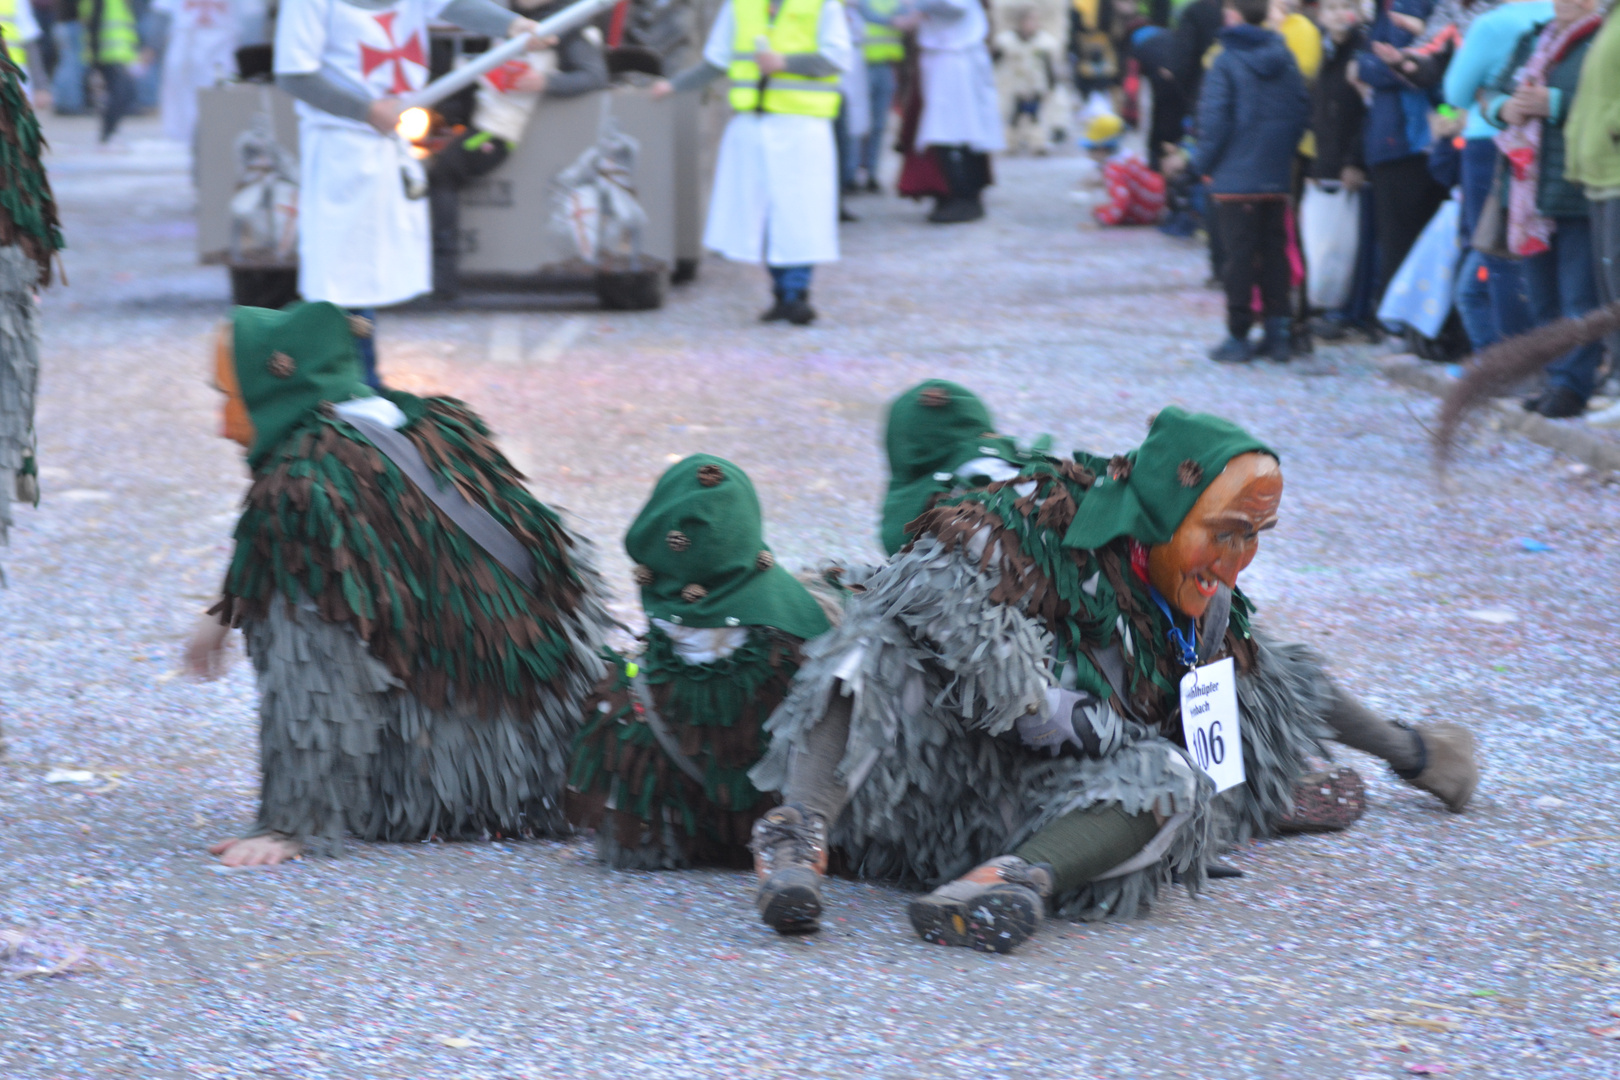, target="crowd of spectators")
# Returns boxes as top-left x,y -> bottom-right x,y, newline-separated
993,0 -> 1620,422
